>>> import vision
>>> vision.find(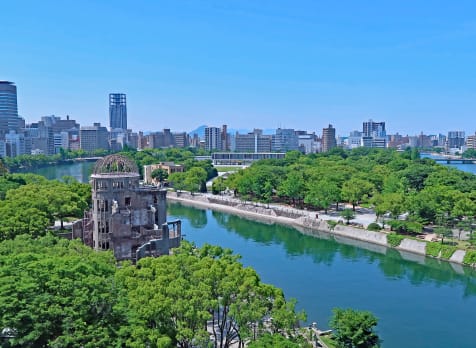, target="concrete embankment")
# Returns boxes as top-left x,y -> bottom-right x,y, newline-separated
167,192 -> 471,267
